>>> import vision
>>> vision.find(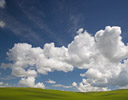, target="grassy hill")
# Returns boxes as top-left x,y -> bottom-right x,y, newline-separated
0,88 -> 128,100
